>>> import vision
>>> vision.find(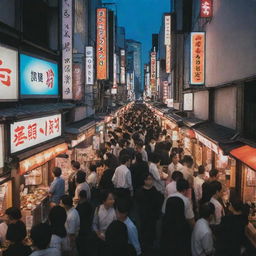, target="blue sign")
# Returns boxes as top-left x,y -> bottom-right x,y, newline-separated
20,54 -> 58,97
